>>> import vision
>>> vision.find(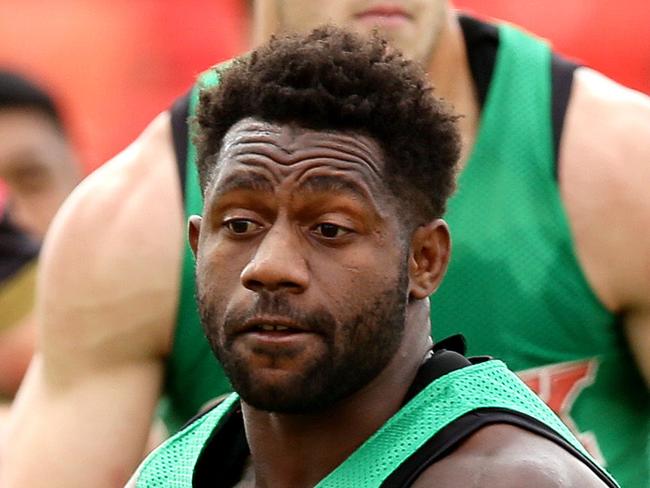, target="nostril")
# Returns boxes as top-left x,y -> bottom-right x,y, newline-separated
243,279 -> 304,293
244,279 -> 265,292
279,281 -> 302,290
